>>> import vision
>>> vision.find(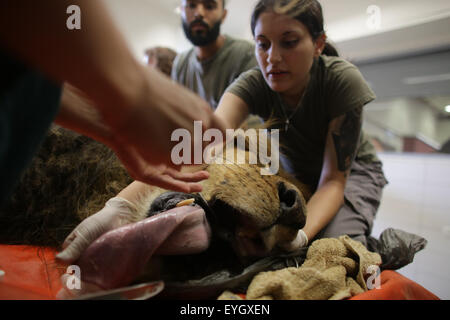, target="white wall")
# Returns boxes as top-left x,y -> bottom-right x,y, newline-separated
321,0 -> 450,42
104,0 -> 255,57
104,0 -> 182,60
372,153 -> 450,299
